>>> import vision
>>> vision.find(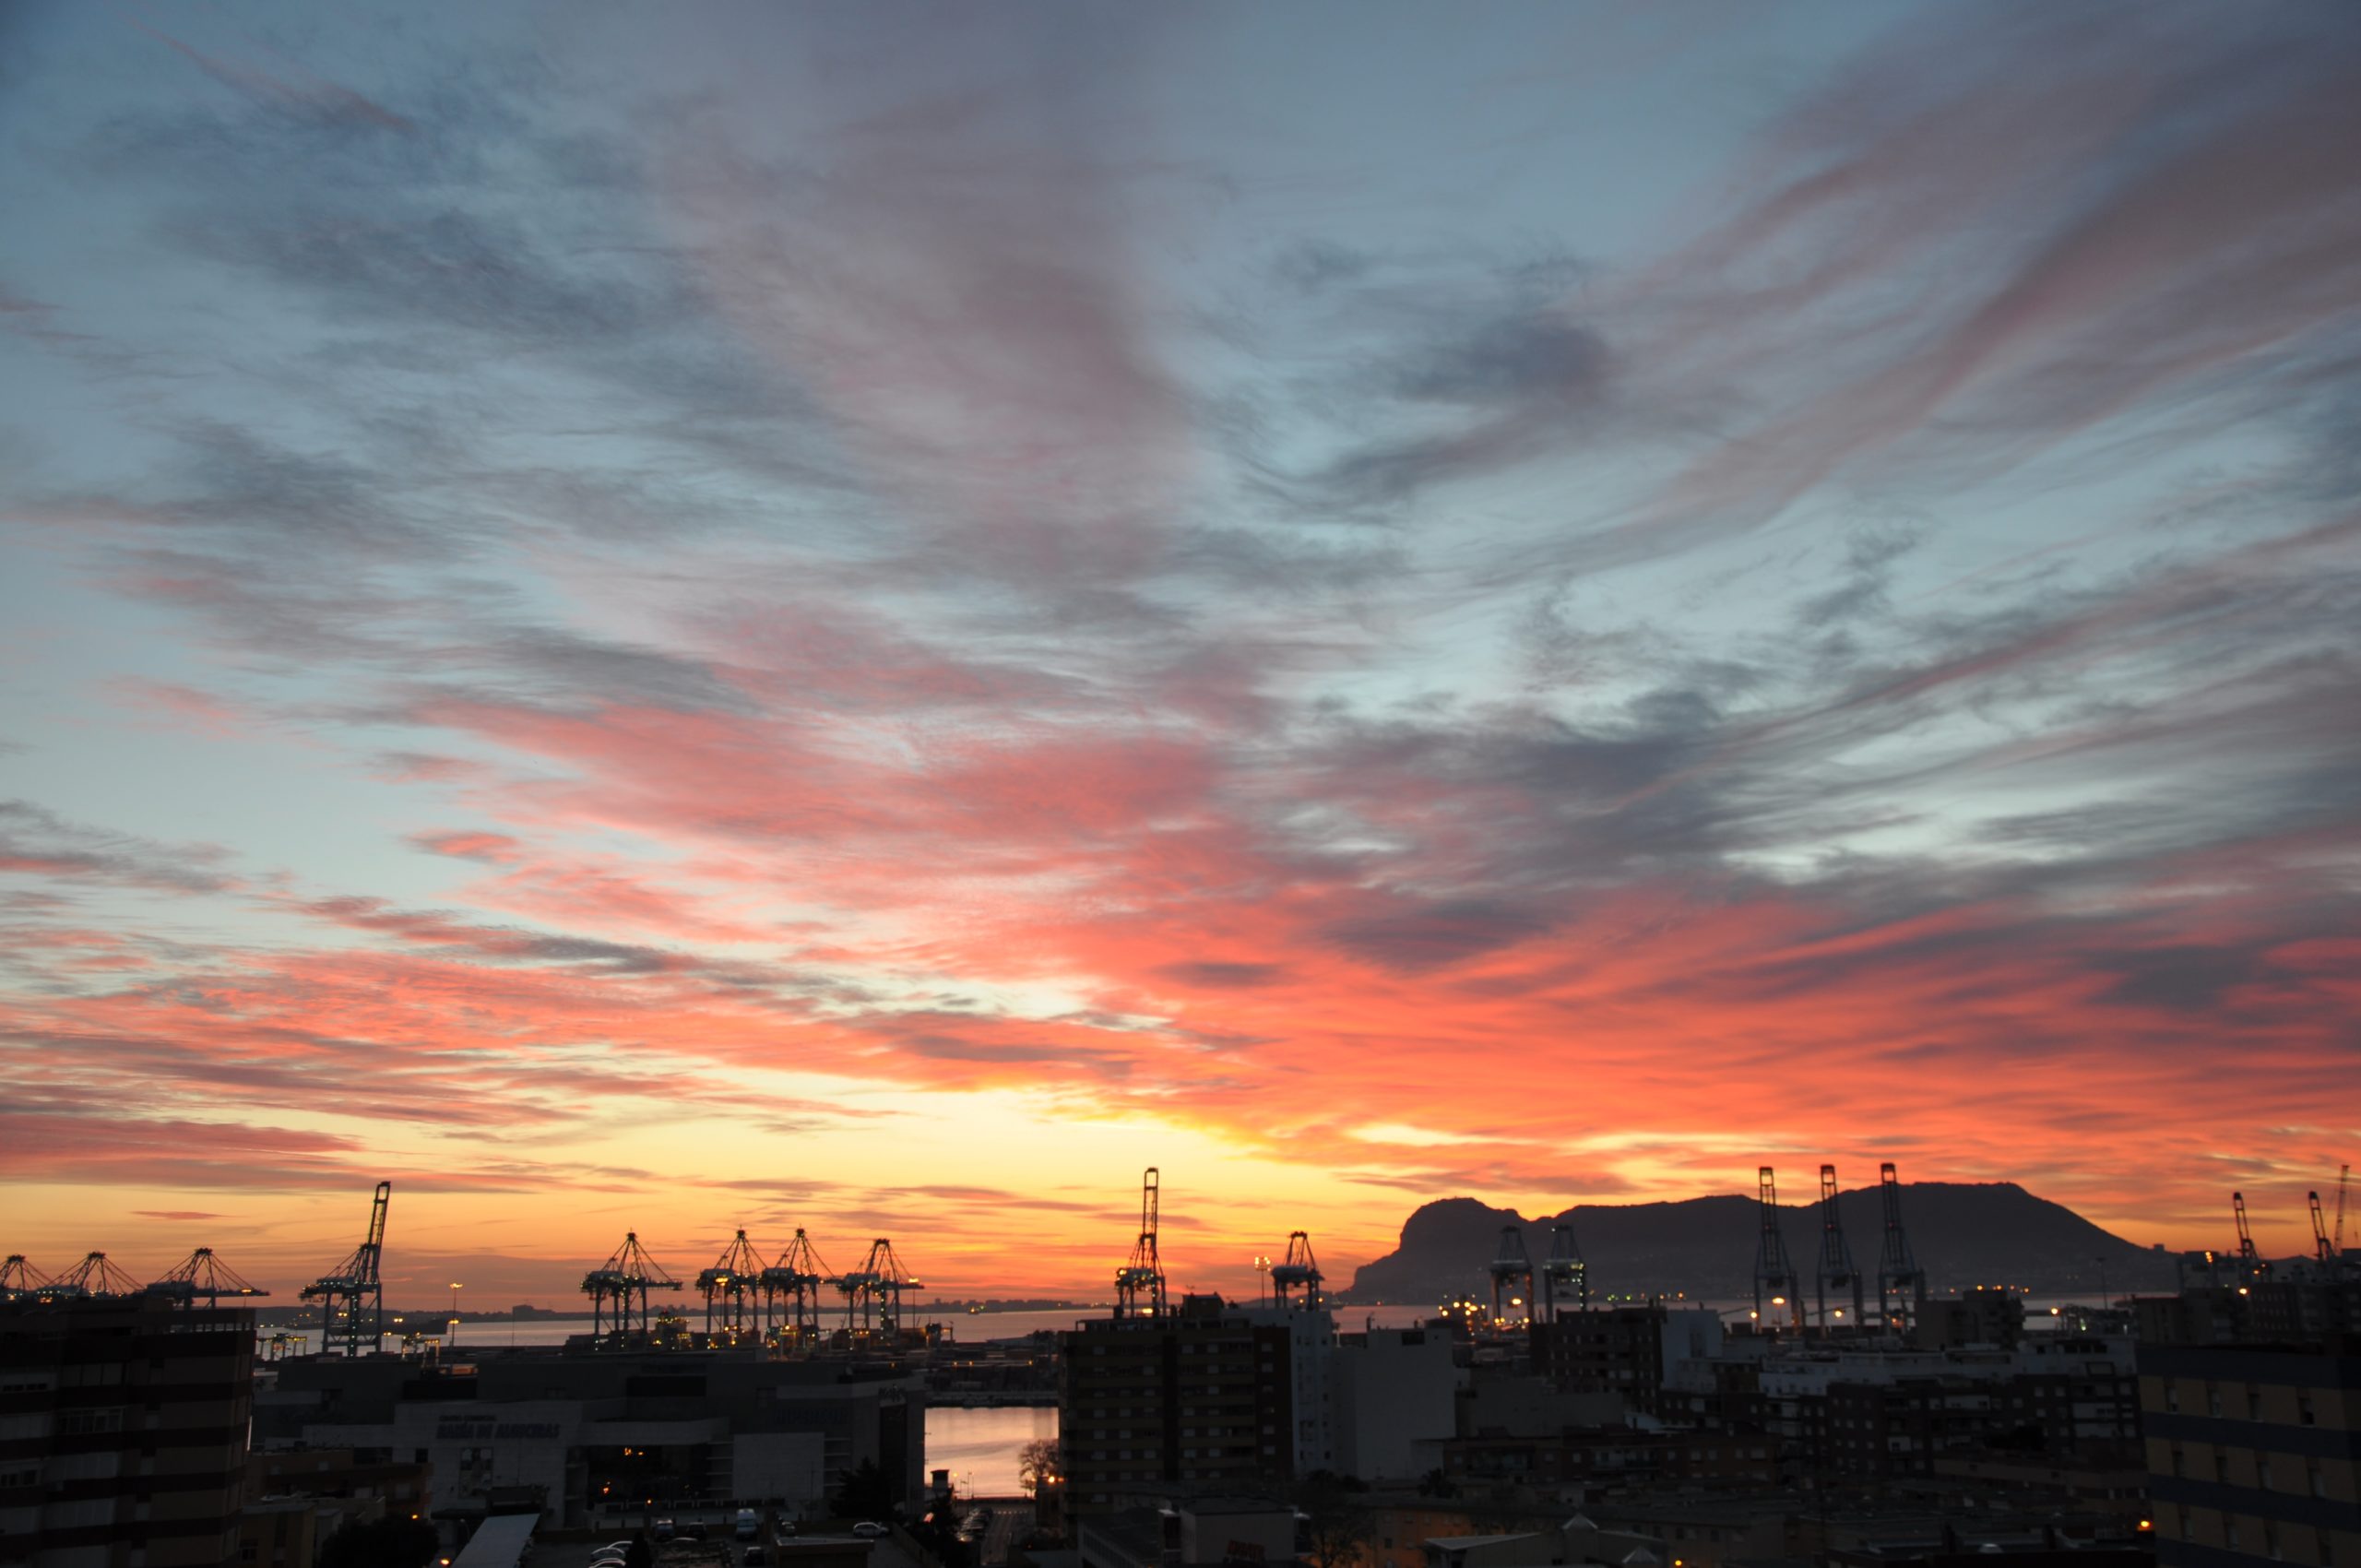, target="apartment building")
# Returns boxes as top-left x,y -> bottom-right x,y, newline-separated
0,1296 -> 256,1568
